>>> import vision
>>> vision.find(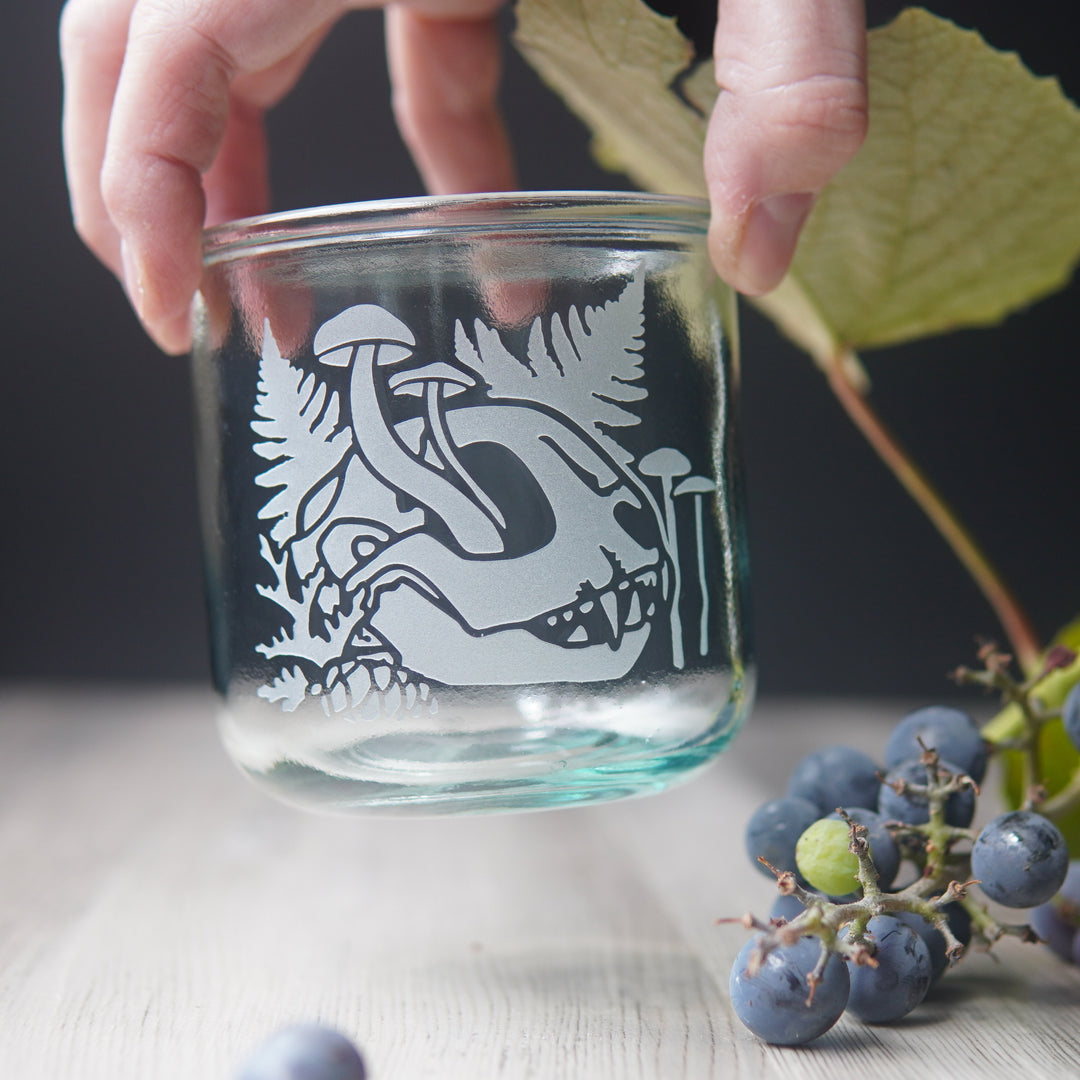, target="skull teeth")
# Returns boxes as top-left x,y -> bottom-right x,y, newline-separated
529,567 -> 661,649
600,592 -> 619,638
